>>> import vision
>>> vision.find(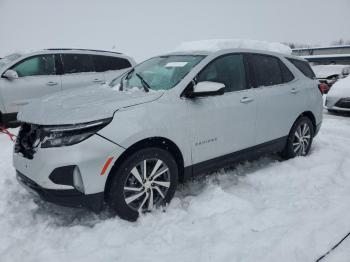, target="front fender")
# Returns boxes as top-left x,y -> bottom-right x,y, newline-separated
98,99 -> 192,167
